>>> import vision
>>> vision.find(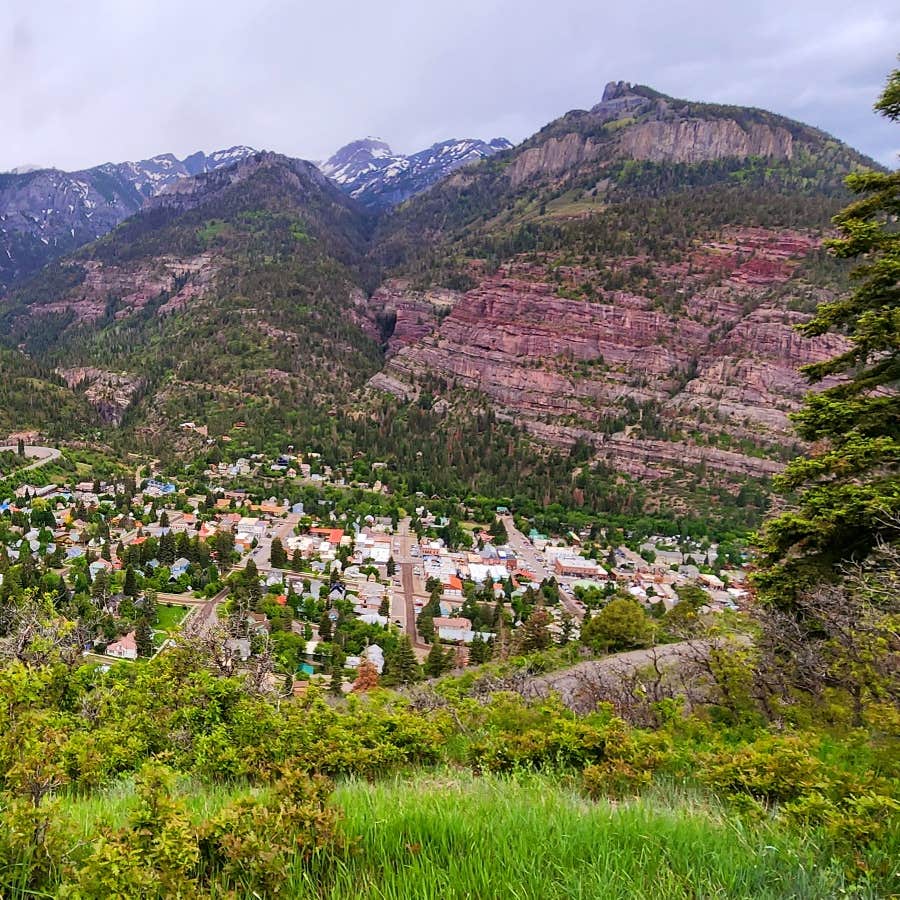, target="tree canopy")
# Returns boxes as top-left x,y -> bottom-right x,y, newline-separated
756,64 -> 900,605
